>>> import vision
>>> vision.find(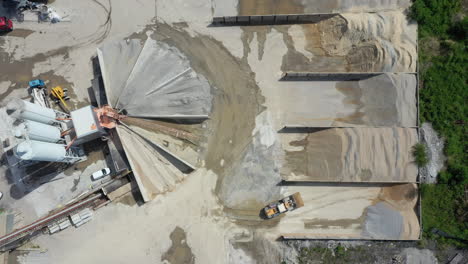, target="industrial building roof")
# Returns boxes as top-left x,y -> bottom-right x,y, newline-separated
70,106 -> 103,140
